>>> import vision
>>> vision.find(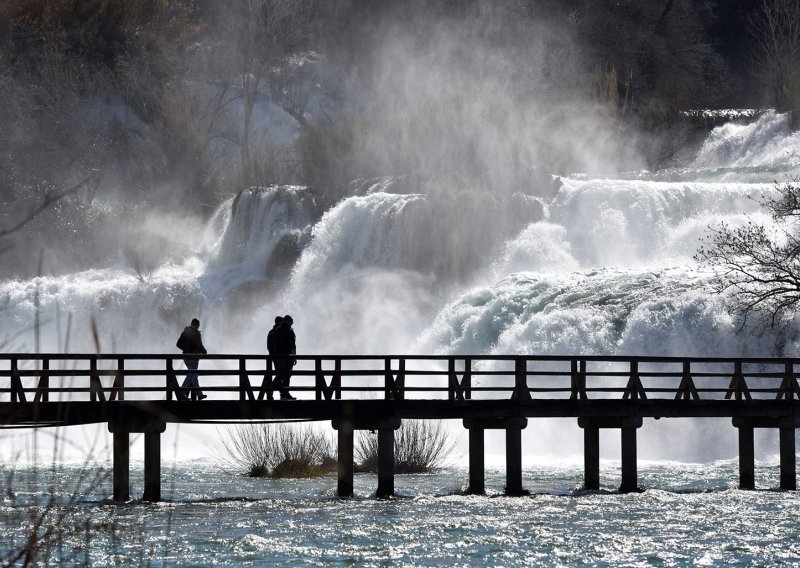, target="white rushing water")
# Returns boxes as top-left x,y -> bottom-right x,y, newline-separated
2,111 -> 800,462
